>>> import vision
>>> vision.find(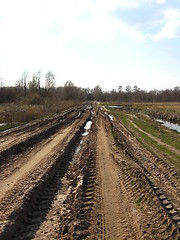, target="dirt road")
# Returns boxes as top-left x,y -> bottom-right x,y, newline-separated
0,103 -> 179,239
96,117 -> 143,239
